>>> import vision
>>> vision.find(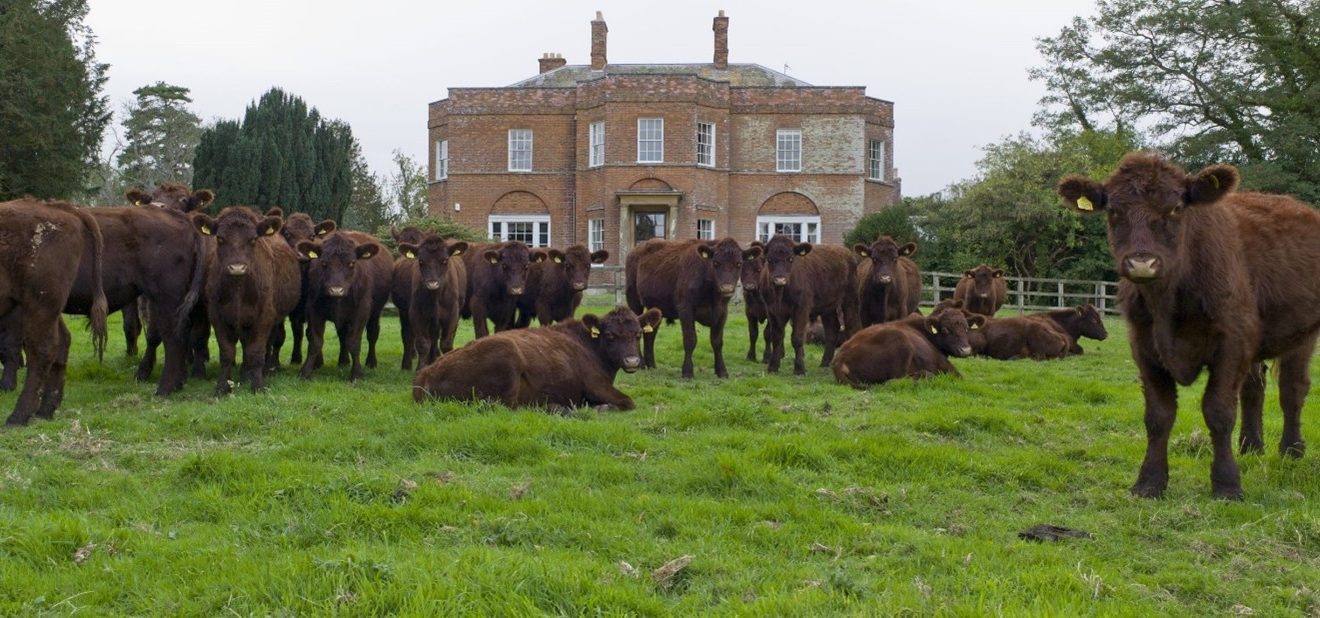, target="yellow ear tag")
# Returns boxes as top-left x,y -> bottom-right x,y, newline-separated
1076,196 -> 1094,211
553,256 -> 563,264
970,323 -> 980,330
317,229 -> 329,236
405,251 -> 415,259
307,250 -> 318,259
1208,174 -> 1220,189
134,200 -> 144,206
266,227 -> 277,235
200,224 -> 211,235
929,325 -> 939,334
590,327 -> 600,338
642,325 -> 654,333
487,256 -> 499,264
